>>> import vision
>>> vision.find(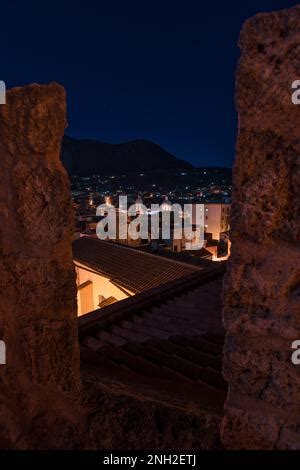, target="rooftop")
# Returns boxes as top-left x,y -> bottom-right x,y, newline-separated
73,237 -> 201,294
79,264 -> 226,449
